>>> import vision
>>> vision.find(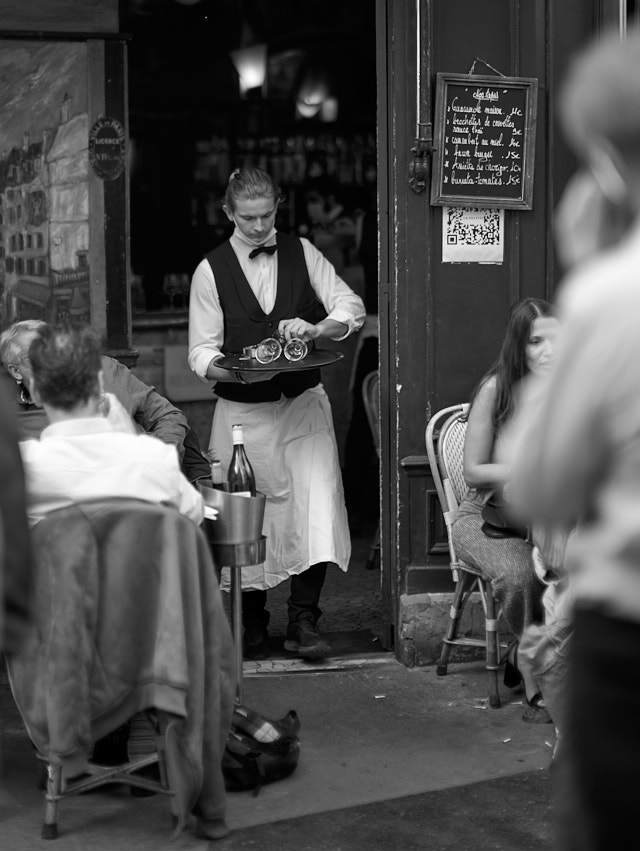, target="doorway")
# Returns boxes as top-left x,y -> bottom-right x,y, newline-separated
121,0 -> 386,659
